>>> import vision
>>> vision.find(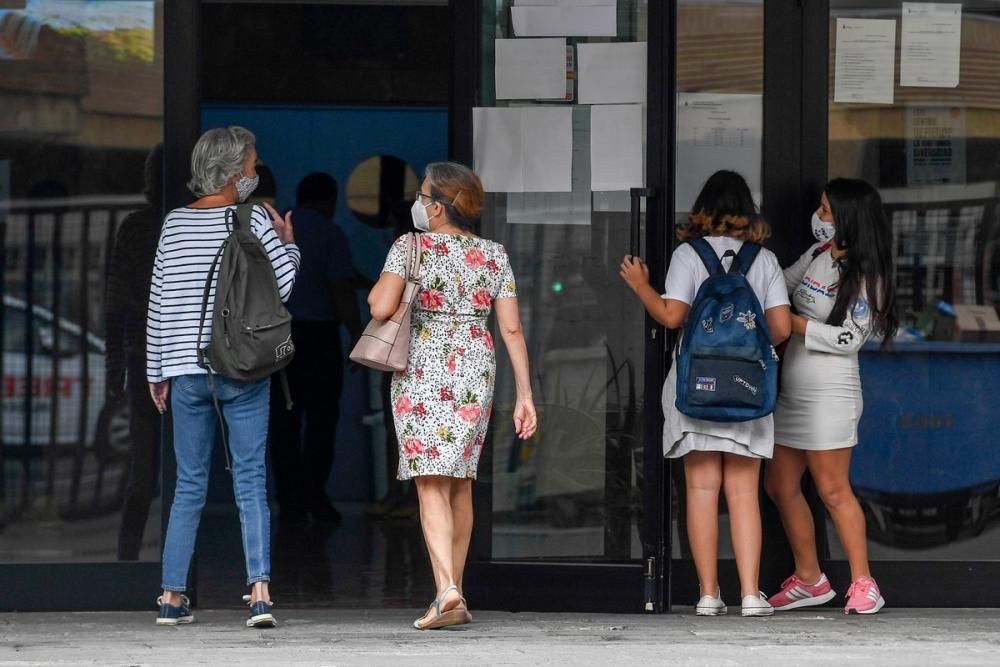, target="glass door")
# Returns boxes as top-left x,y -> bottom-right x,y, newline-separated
669,0 -> 765,605
464,1 -> 668,613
